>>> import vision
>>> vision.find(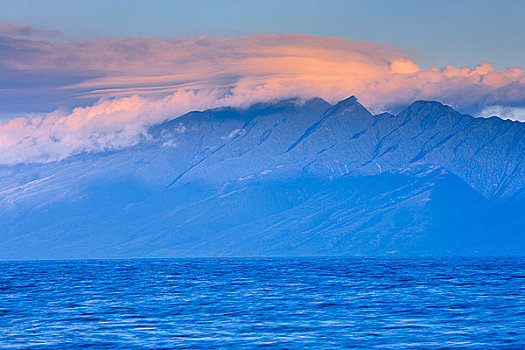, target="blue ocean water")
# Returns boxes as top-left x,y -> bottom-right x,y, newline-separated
0,258 -> 524,349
